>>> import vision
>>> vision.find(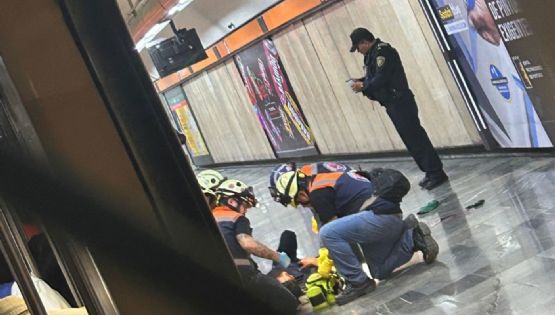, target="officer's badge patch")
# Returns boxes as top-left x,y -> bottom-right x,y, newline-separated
377,56 -> 385,68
